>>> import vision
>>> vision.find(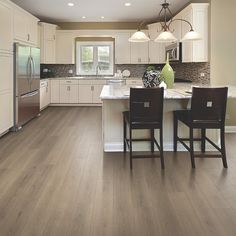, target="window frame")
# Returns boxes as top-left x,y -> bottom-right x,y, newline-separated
76,41 -> 114,76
